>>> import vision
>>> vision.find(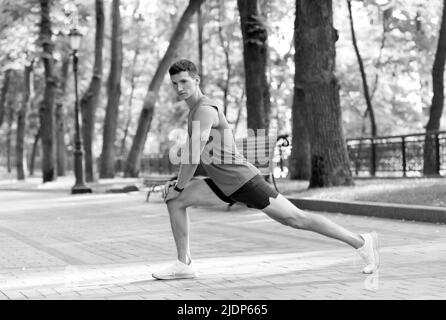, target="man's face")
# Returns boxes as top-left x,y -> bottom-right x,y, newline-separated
170,71 -> 199,100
